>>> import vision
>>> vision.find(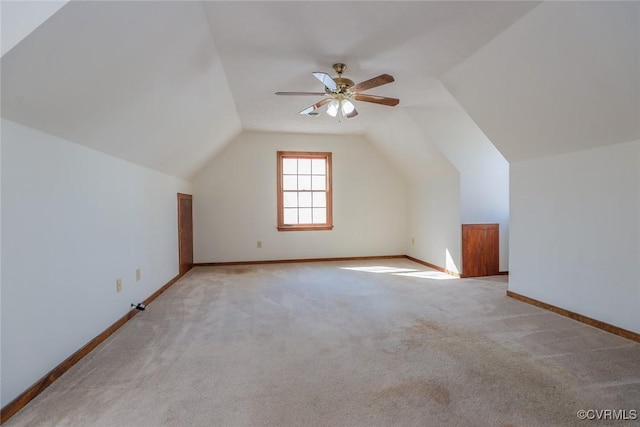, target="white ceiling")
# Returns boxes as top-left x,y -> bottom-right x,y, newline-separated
1,1 -> 242,179
0,0 -> 67,56
202,1 -> 539,135
2,1 -> 637,179
1,1 -> 538,178
442,1 -> 640,162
